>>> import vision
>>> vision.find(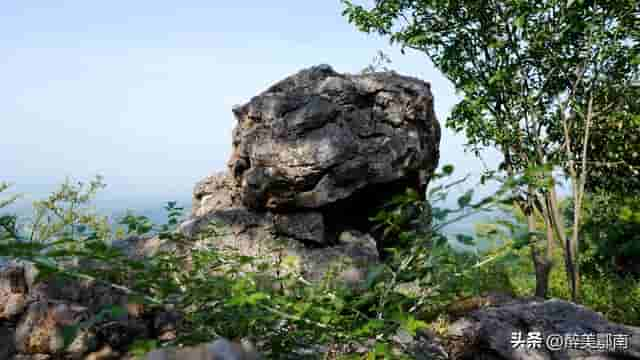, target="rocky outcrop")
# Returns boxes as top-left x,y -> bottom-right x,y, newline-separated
225,64 -> 440,212
446,298 -> 640,359
189,64 -> 441,277
0,260 -> 176,359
